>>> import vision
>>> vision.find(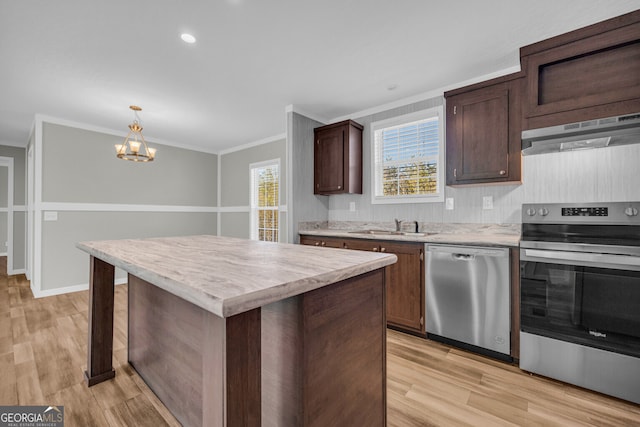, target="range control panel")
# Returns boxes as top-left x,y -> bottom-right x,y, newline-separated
522,202 -> 640,225
562,207 -> 608,217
